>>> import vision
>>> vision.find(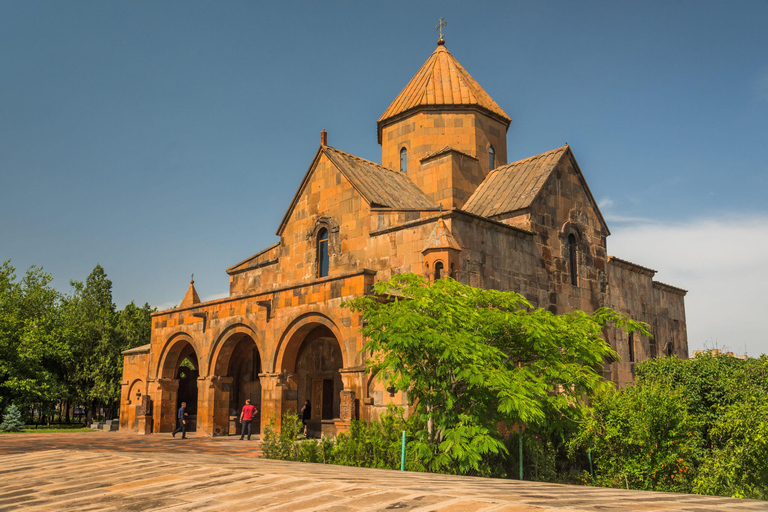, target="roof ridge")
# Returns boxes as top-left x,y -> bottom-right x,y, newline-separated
495,145 -> 569,172
325,145 -> 401,175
